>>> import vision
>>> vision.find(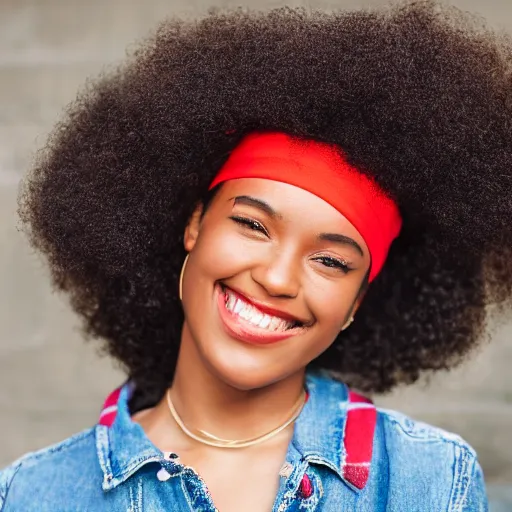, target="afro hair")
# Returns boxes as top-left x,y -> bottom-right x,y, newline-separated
18,0 -> 512,408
